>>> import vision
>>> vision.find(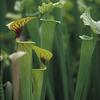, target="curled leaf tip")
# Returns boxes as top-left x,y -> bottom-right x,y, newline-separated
6,16 -> 37,38
80,8 -> 100,34
32,45 -> 53,62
